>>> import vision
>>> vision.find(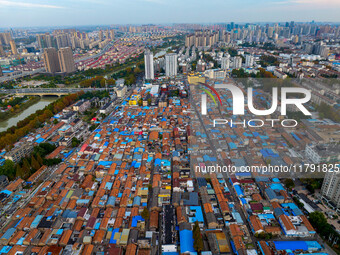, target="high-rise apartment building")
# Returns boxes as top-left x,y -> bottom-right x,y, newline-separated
219,29 -> 226,42
336,26 -> 340,38
36,34 -> 46,49
99,30 -> 103,41
110,30 -> 115,40
45,34 -> 53,48
0,44 -> 4,57
58,47 -> 76,73
221,54 -> 230,70
10,40 -> 17,55
245,54 -> 254,67
225,33 -> 231,44
43,47 -> 60,73
37,33 -> 53,49
0,32 -> 11,45
56,34 -> 70,49
185,34 -> 195,47
267,27 -> 274,38
321,171 -> 340,211
165,53 -> 178,77
233,56 -> 242,69
144,49 -> 154,80
185,30 -> 218,48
